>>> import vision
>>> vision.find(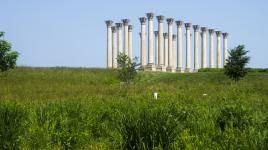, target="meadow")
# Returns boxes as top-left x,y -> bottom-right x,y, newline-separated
0,67 -> 267,149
